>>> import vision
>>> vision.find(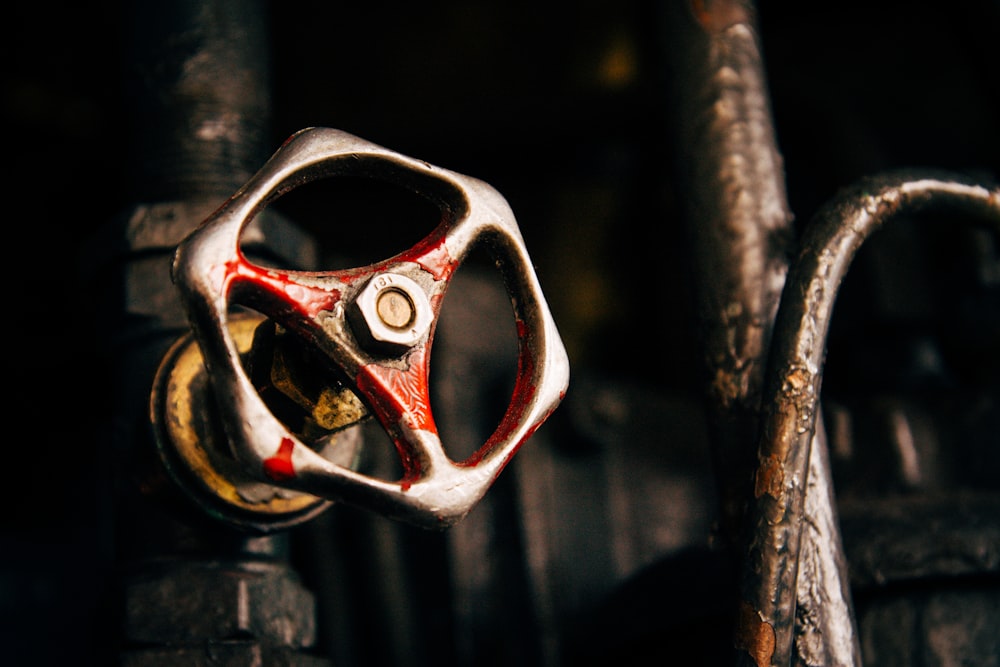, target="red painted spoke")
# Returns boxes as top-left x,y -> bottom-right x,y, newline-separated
222,255 -> 344,324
